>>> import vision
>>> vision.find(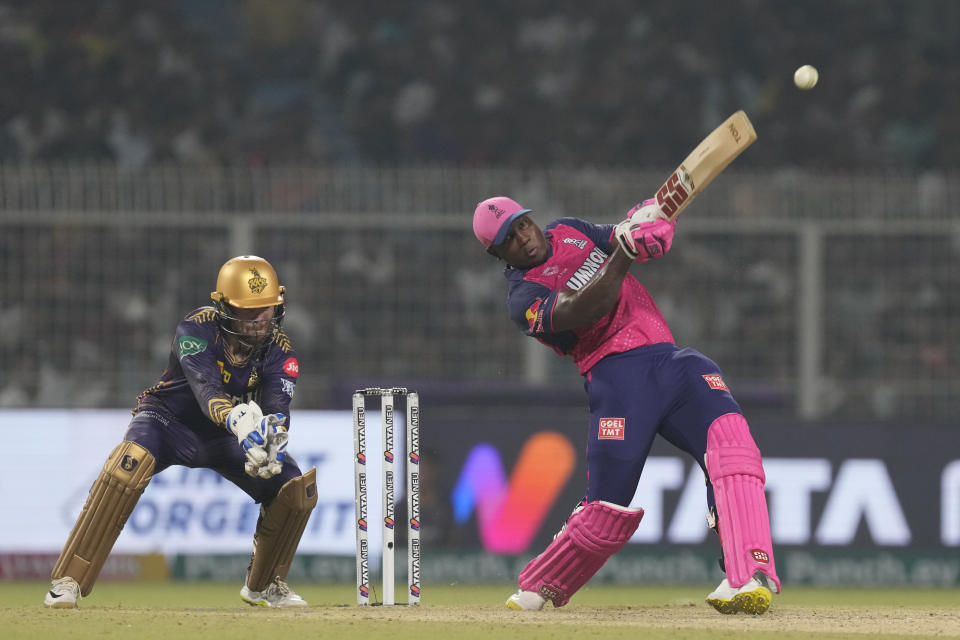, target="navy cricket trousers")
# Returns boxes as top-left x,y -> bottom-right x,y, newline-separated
583,343 -> 742,509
